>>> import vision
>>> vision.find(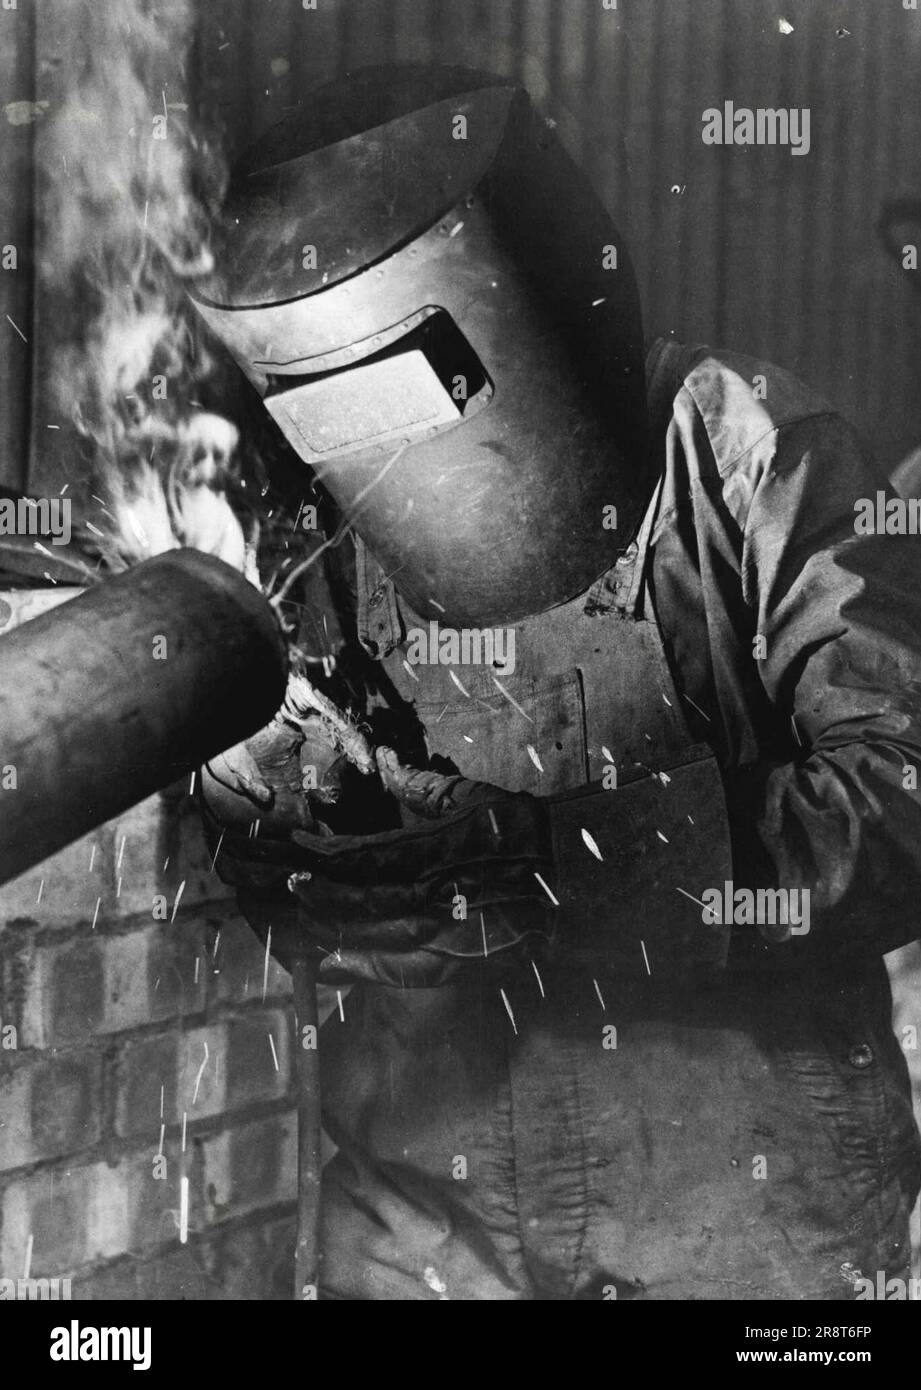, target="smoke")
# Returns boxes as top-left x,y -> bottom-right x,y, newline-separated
39,0 -> 252,575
